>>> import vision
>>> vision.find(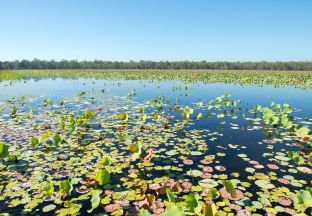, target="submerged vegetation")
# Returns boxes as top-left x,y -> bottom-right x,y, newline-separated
0,76 -> 311,215
1,69 -> 312,88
